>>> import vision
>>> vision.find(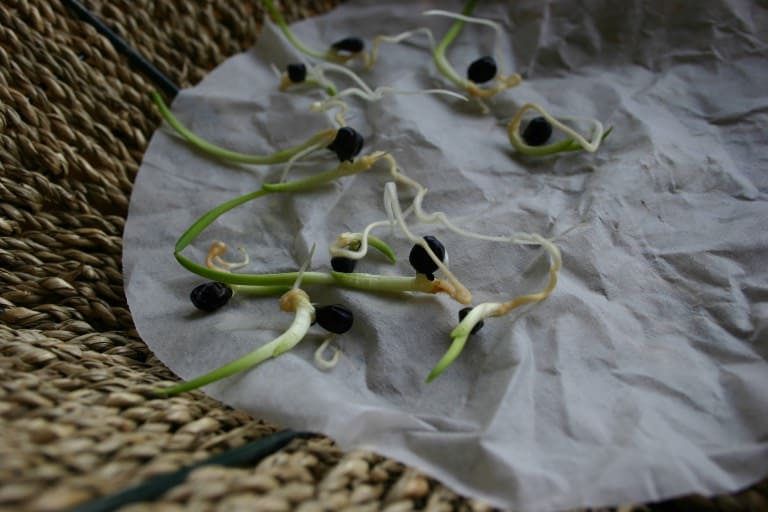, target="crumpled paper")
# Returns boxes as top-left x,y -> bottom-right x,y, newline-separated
123,0 -> 768,509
